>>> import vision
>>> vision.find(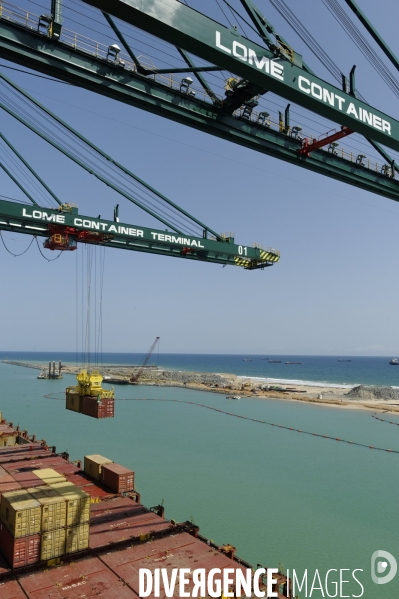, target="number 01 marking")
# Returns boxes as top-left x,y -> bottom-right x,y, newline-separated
238,246 -> 247,256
